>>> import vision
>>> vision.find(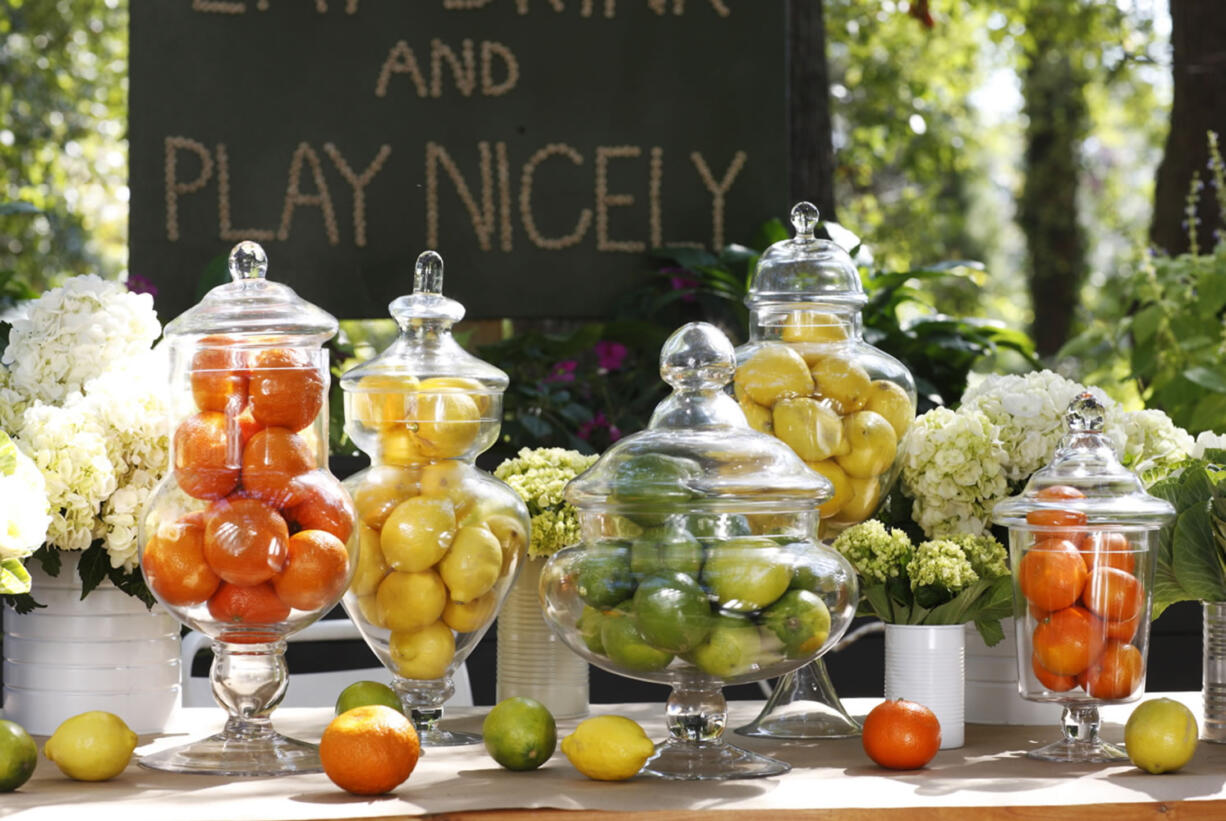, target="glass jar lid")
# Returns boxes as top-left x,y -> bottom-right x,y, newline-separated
340,250 -> 508,393
745,201 -> 866,310
162,241 -> 337,342
992,393 -> 1175,530
565,322 -> 833,514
